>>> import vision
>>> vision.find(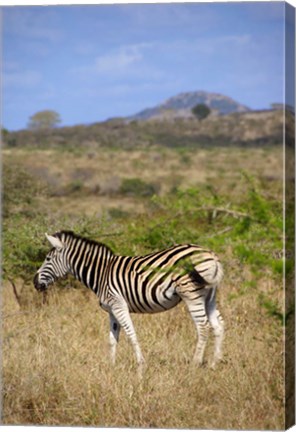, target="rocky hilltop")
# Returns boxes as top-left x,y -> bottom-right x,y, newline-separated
128,90 -> 250,121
